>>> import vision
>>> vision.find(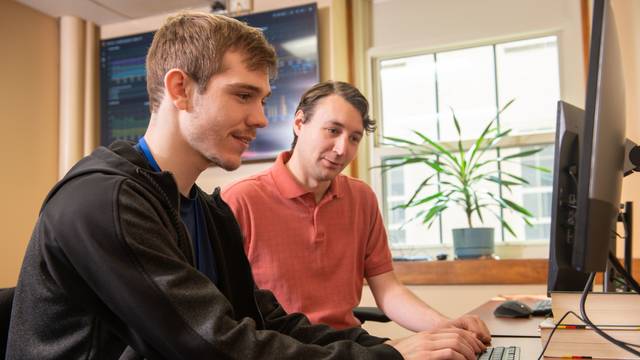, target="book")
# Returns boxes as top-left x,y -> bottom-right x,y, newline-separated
539,318 -> 640,359
551,291 -> 640,326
